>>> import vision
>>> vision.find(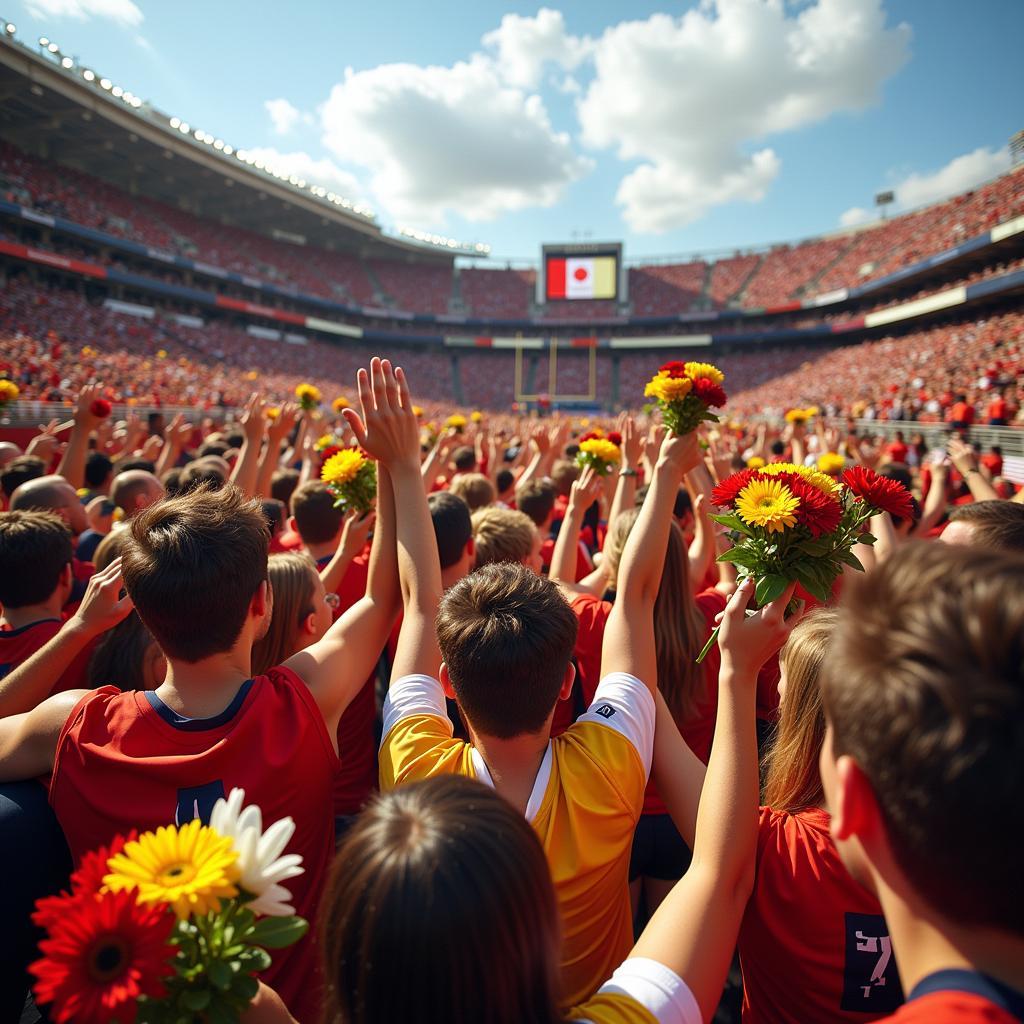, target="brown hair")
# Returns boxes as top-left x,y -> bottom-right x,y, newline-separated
436,563 -> 578,738
762,609 -> 838,813
0,510 -> 72,608
450,473 -> 495,513
471,508 -> 537,569
94,529 -> 128,571
251,553 -> 318,675
516,480 -> 557,527
451,445 -> 477,472
322,776 -> 562,1024
290,481 -> 343,546
823,541 -> 1024,932
121,484 -> 269,663
549,459 -> 578,497
948,500 -> 1024,553
606,509 -> 706,721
